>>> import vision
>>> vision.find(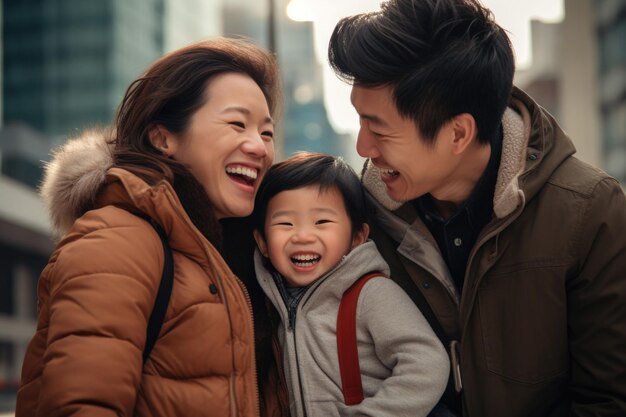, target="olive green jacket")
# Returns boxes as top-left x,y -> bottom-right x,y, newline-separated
362,87 -> 626,417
